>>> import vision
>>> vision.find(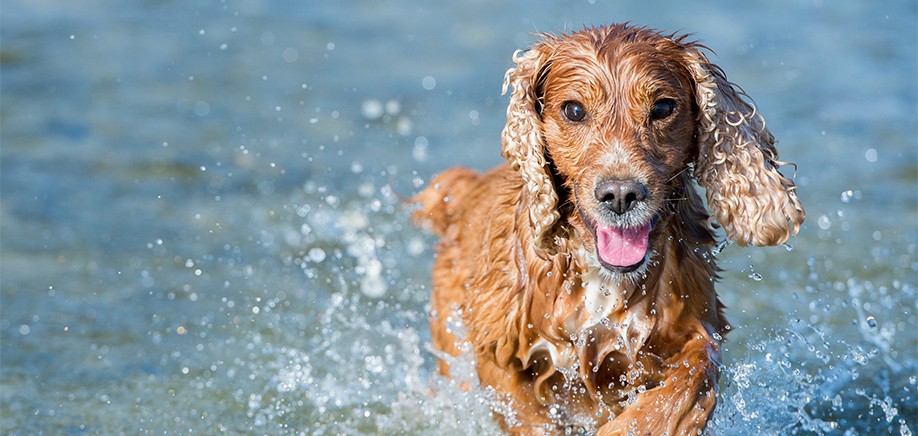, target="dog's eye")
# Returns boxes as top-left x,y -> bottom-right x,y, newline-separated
562,101 -> 587,122
650,99 -> 676,120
